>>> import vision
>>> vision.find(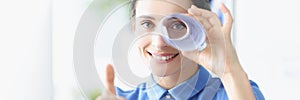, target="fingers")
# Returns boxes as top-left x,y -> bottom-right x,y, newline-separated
183,5 -> 228,73
220,3 -> 233,37
192,15 -> 213,31
104,64 -> 116,95
188,5 -> 222,26
96,64 -> 126,100
188,5 -> 212,17
188,5 -> 222,35
181,48 -> 213,71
